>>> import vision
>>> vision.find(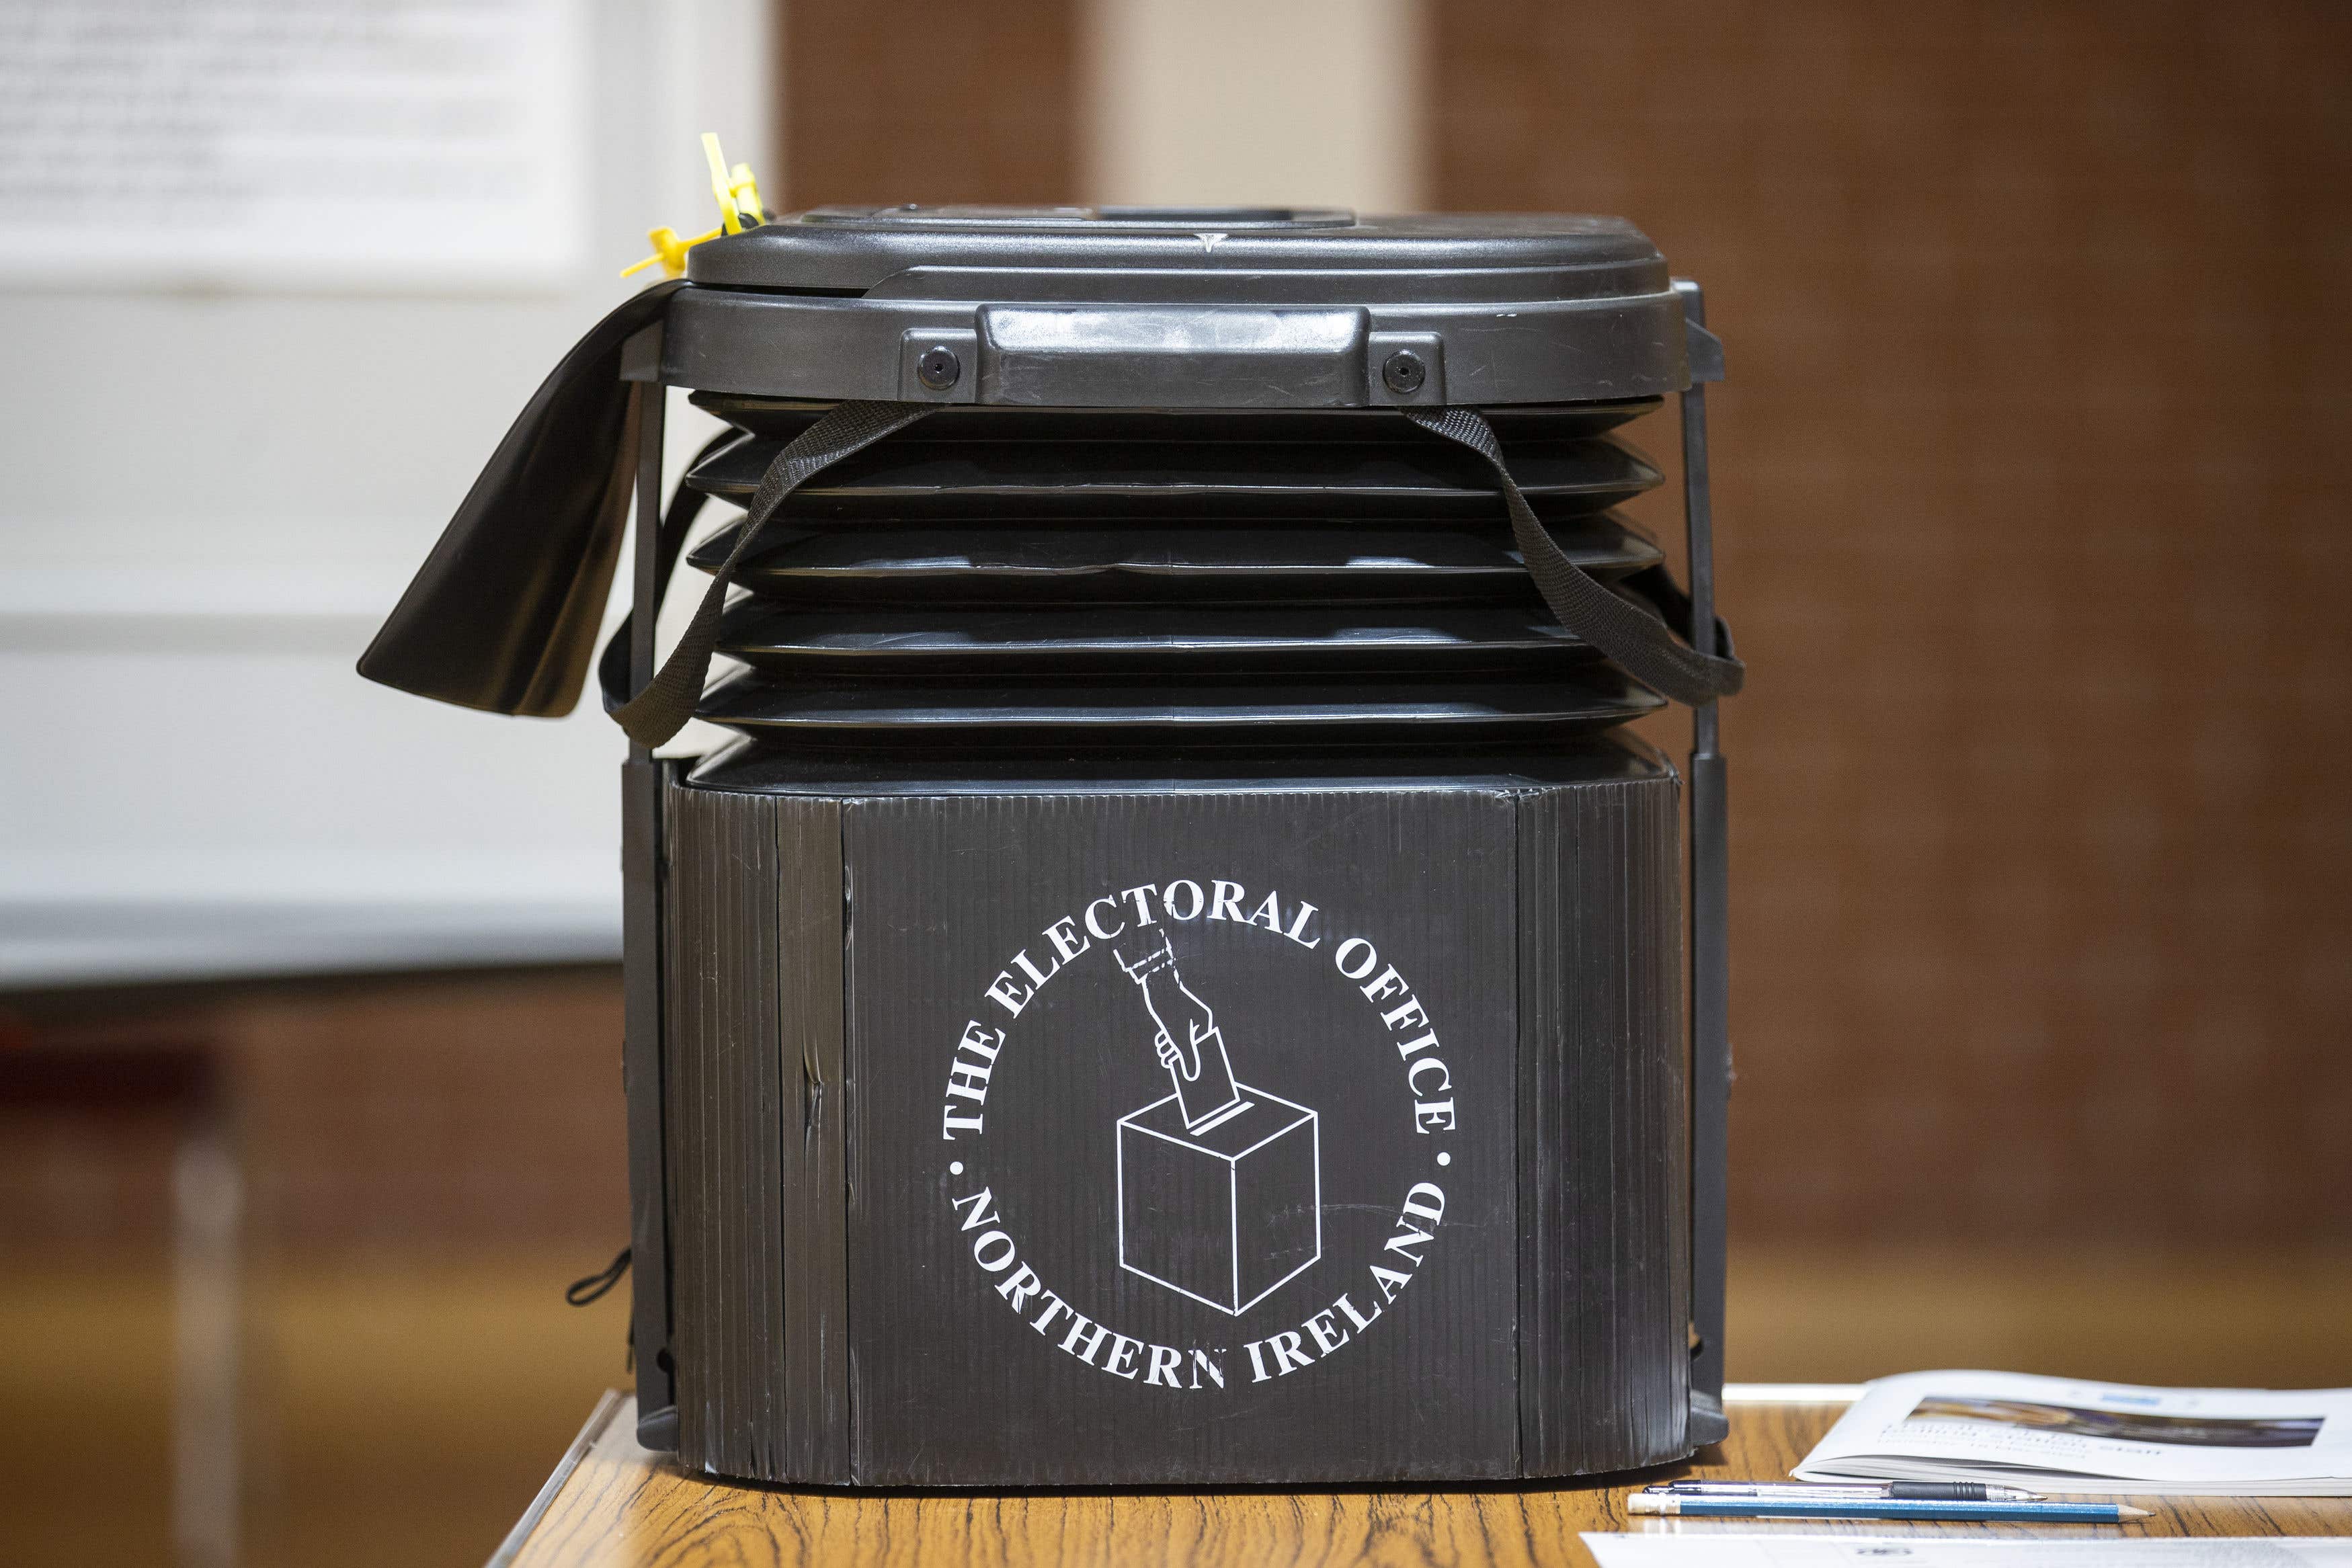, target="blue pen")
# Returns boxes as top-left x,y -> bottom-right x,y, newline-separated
1628,1495 -> 2149,1523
